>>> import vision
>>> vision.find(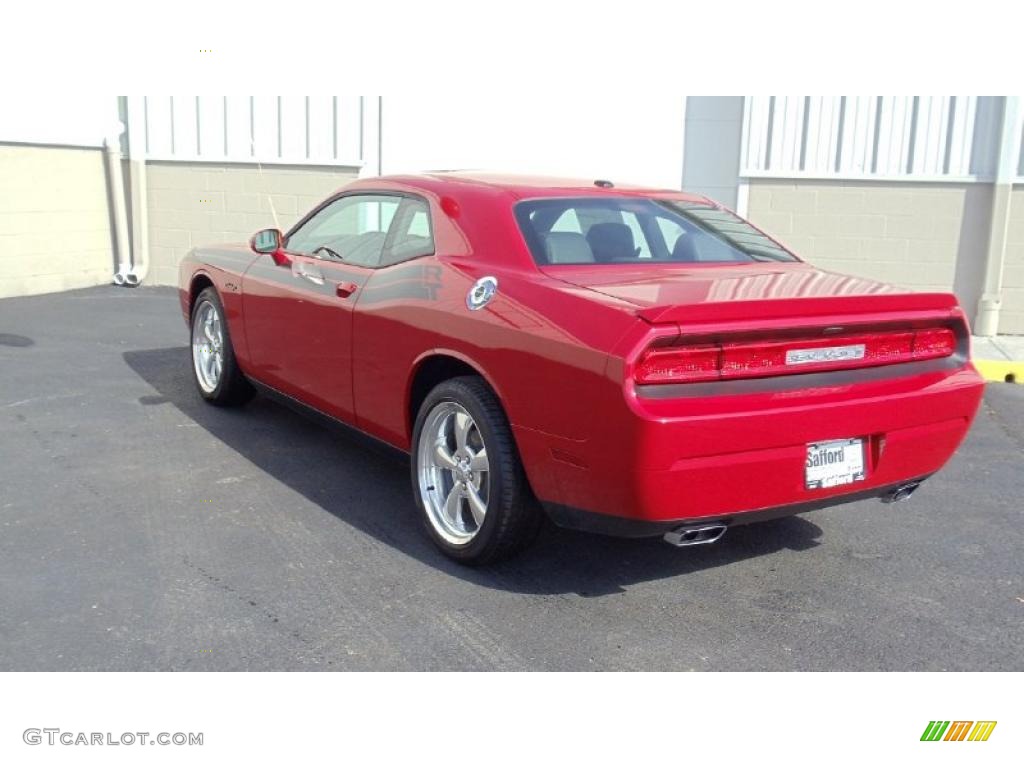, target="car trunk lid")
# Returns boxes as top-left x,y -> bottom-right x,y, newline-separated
542,262 -> 959,326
